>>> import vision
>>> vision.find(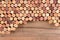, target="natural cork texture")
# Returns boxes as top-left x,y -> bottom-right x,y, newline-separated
0,0 -> 60,34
